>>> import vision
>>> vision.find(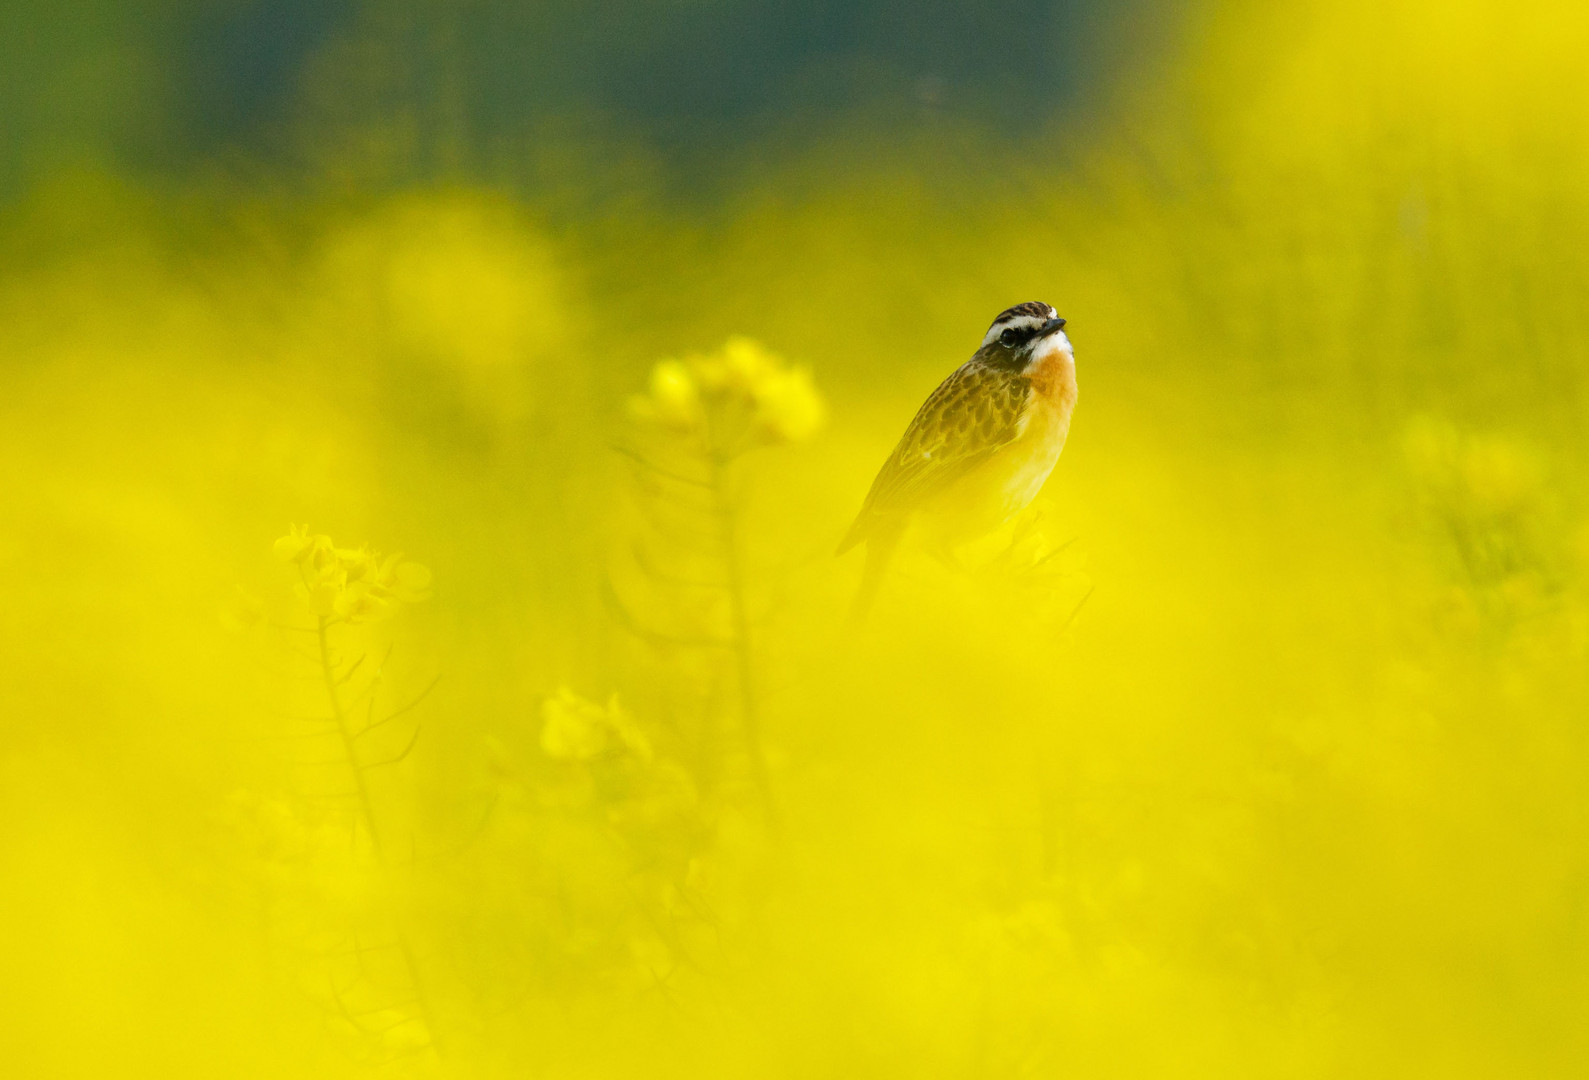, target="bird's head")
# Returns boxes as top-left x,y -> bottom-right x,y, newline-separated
979,301 -> 1071,371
